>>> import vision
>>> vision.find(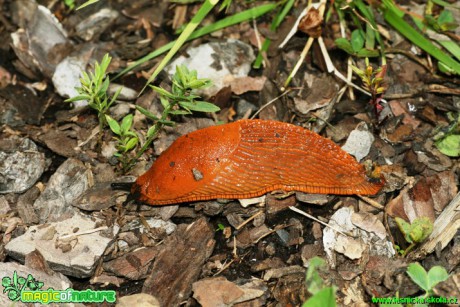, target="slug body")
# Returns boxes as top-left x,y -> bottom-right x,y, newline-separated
132,120 -> 384,205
